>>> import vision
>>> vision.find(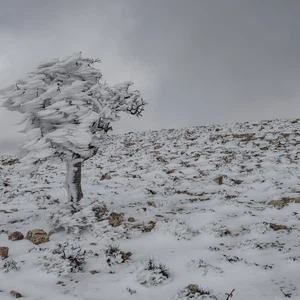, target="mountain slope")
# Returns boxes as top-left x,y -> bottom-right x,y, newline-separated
1,118 -> 300,300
